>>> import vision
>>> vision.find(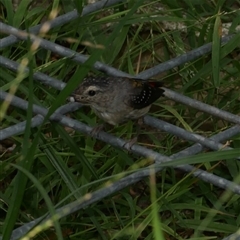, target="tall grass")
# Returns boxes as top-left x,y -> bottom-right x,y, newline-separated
0,0 -> 240,239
